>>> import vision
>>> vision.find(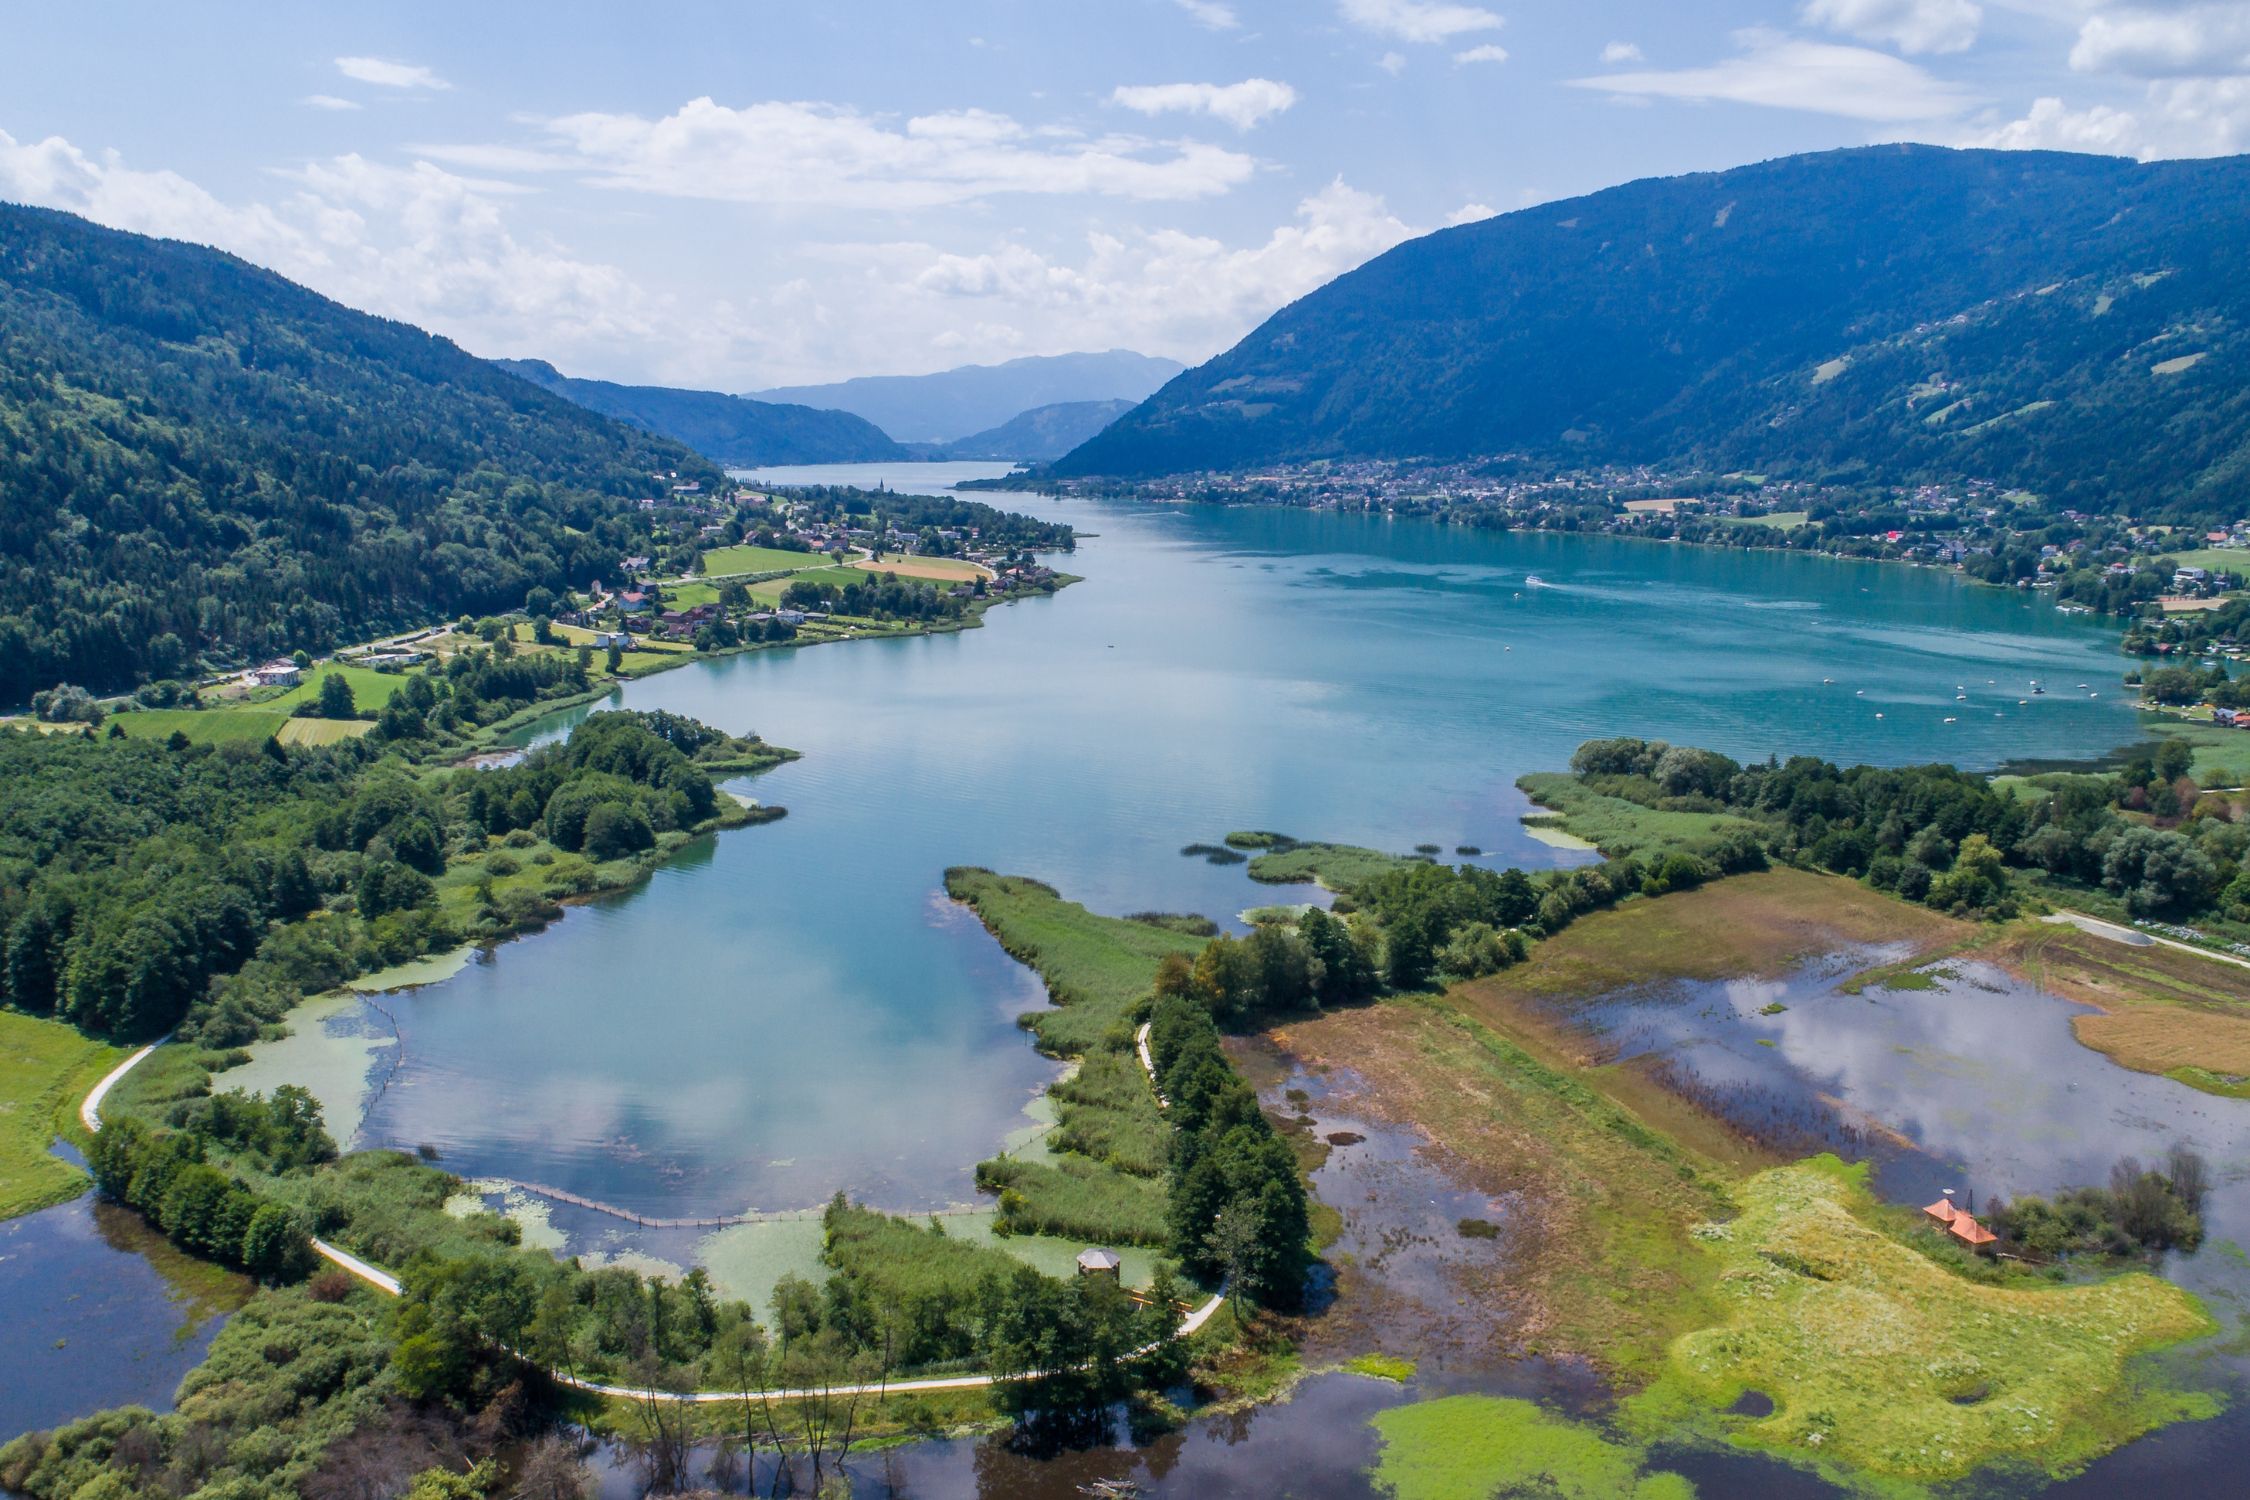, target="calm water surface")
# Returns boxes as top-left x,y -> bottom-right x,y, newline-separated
346,462 -> 2139,1226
